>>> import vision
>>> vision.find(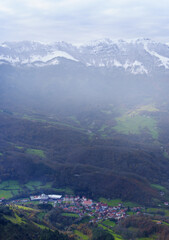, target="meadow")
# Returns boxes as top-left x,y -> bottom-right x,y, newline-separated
113,115 -> 158,139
